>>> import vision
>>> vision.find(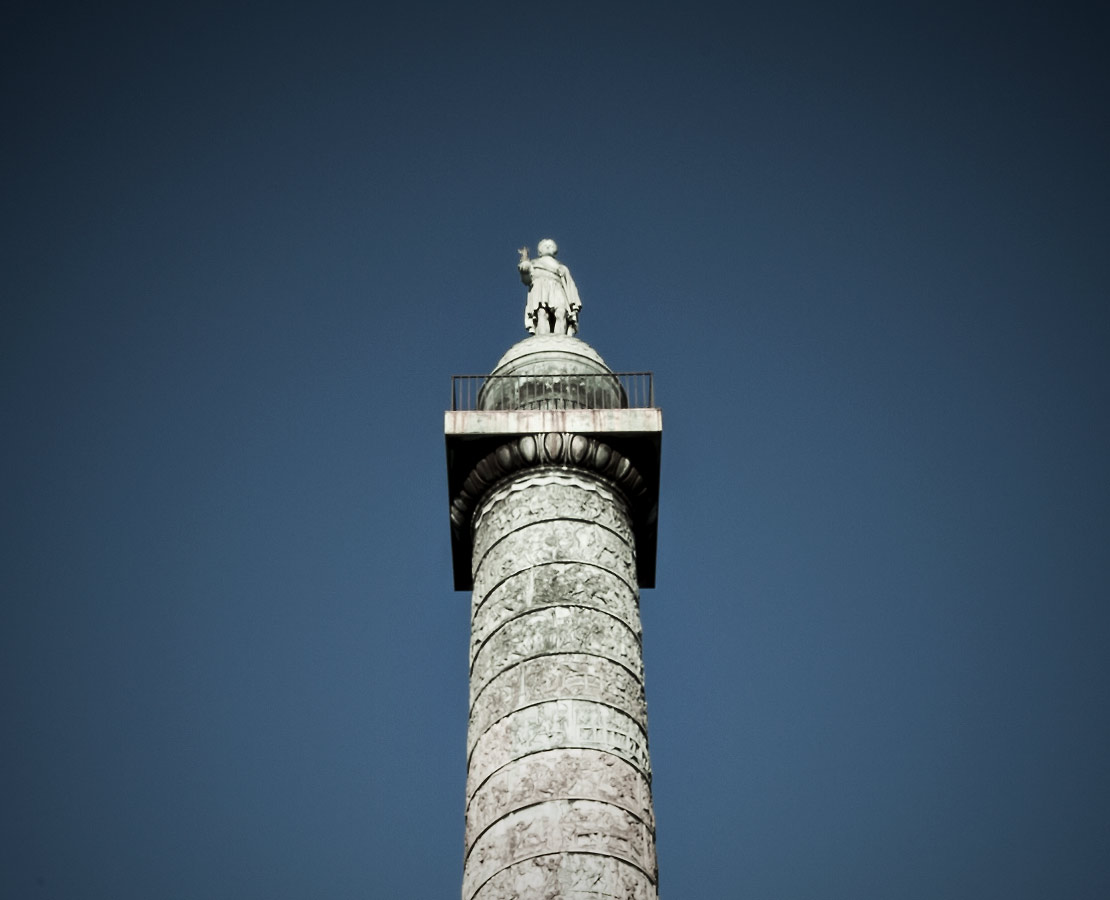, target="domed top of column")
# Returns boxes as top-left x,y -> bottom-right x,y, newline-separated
479,334 -> 623,411
490,333 -> 612,376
